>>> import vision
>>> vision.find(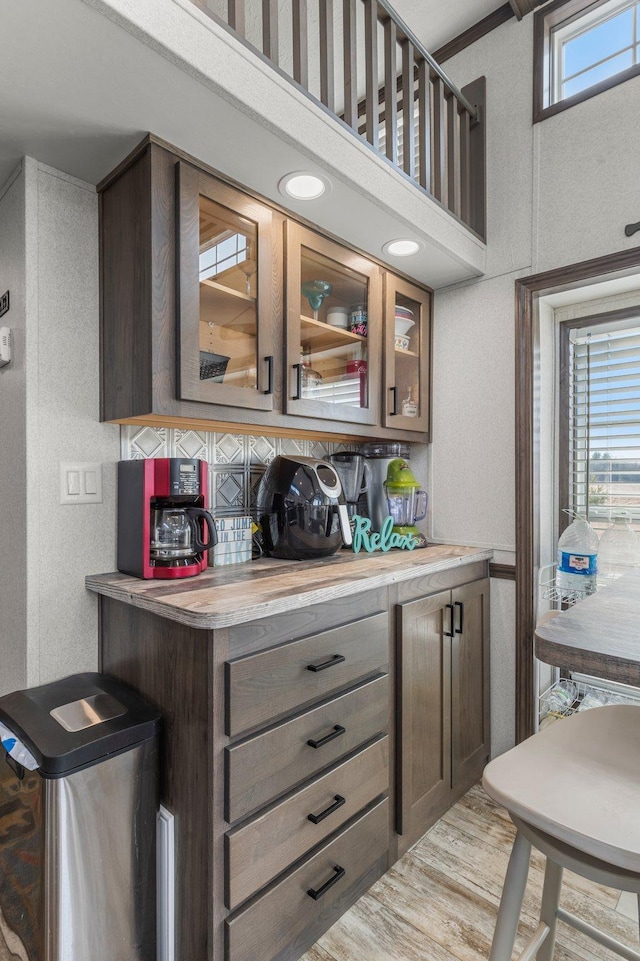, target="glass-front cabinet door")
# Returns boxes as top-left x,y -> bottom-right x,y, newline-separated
285,222 -> 382,425
383,274 -> 431,434
177,163 -> 277,410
